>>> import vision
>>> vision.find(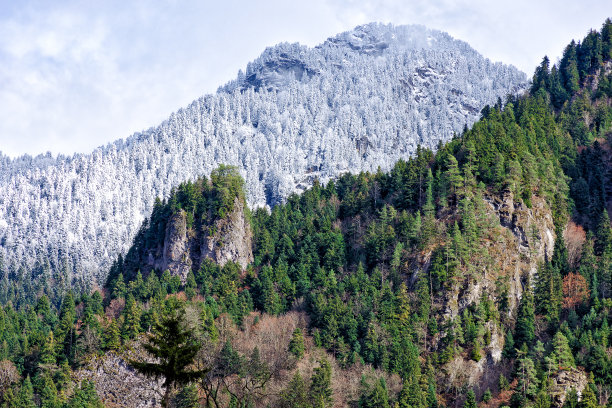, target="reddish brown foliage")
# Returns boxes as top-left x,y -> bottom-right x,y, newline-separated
105,298 -> 125,319
562,272 -> 589,310
564,221 -> 585,268
0,360 -> 19,394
